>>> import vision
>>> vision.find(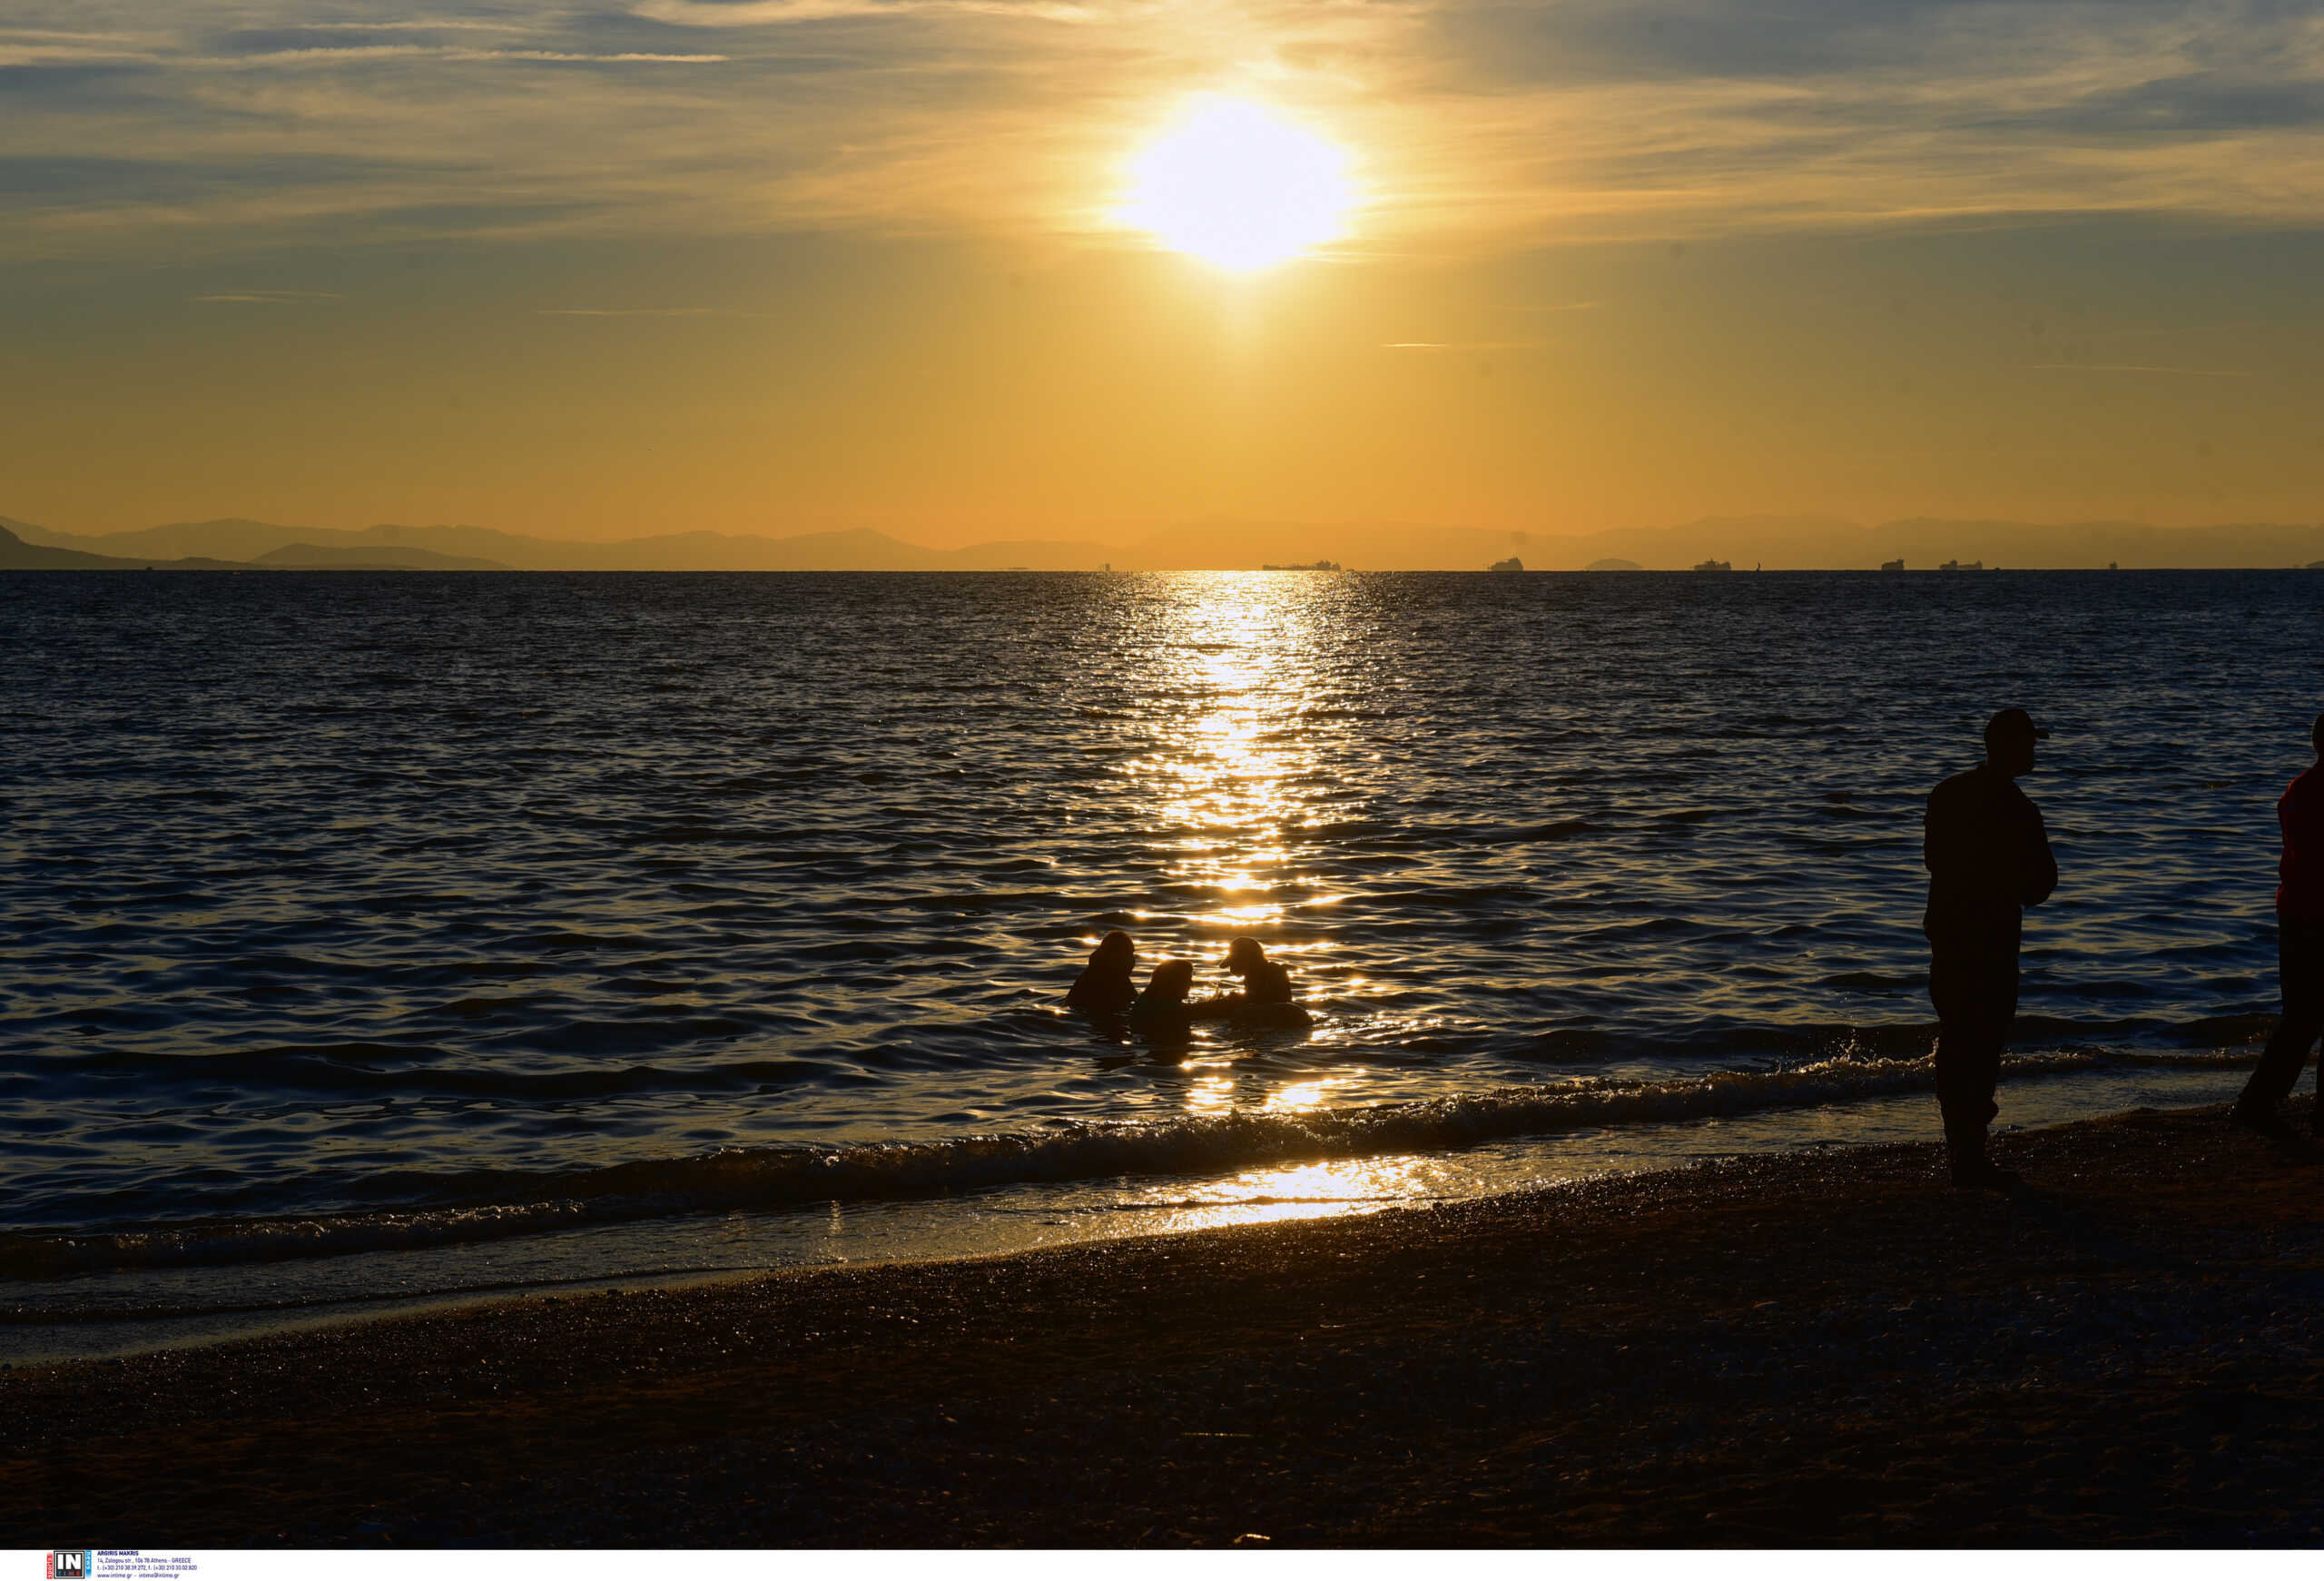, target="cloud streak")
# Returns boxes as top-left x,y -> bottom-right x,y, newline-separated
6,0 -> 2324,261
2028,362 -> 2256,377
633,0 -> 1094,22
535,306 -> 778,316
205,46 -> 728,64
